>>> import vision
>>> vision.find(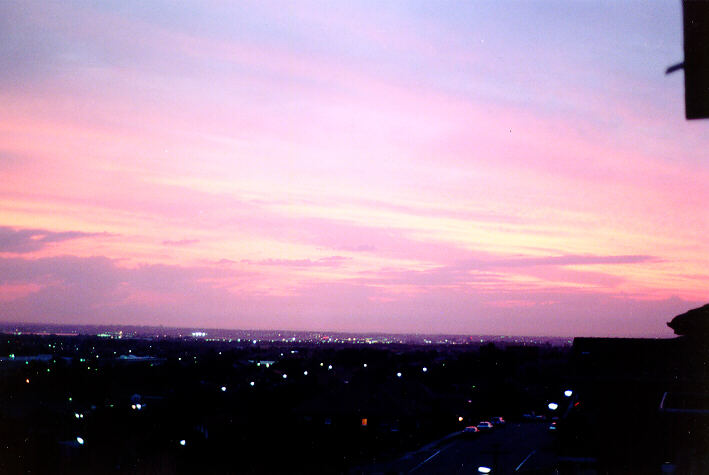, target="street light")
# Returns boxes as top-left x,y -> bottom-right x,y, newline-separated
478,467 -> 491,474
564,390 -> 573,397
548,402 -> 559,411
